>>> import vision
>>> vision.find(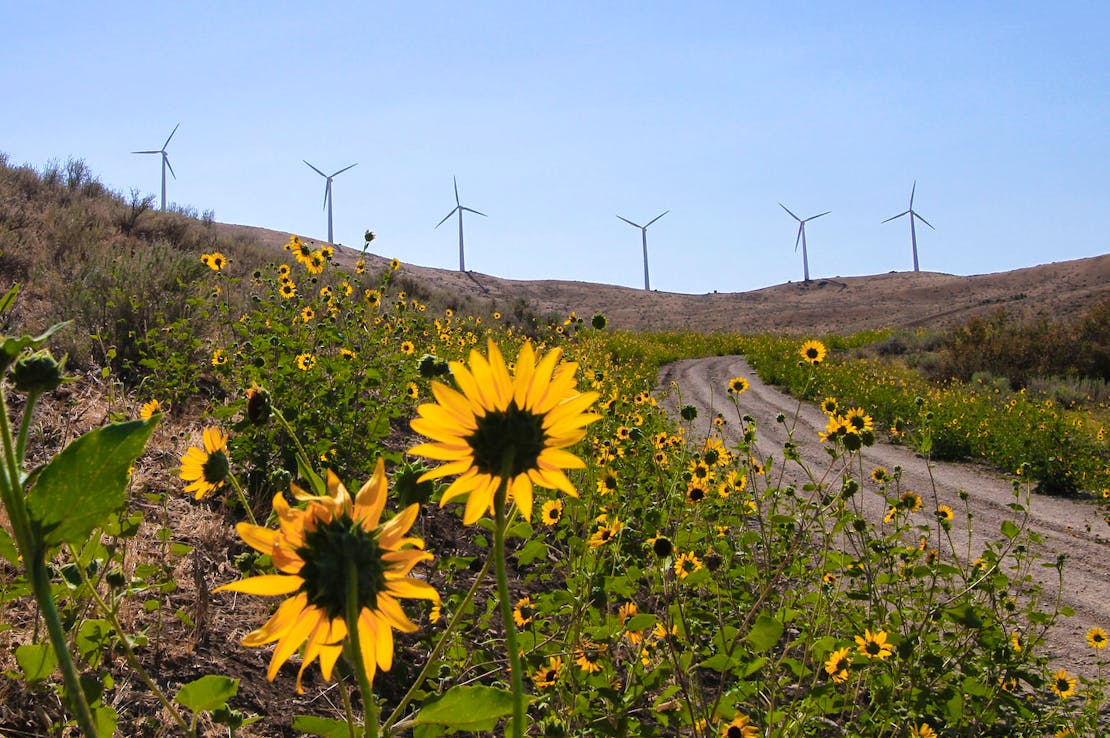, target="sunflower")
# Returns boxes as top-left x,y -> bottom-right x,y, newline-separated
596,469 -> 619,495
727,377 -> 749,395
855,628 -> 893,660
296,353 -> 317,371
364,289 -> 381,308
301,306 -> 315,322
540,499 -> 563,525
512,596 -> 535,627
279,280 -> 297,299
400,341 -> 415,355
574,642 -> 605,673
179,427 -> 230,499
719,712 -> 758,738
910,724 -> 937,738
211,348 -> 228,367
278,263 -> 292,279
340,347 -> 357,360
823,647 -> 850,683
935,505 -> 954,522
1087,626 -> 1108,649
821,397 -> 839,415
588,516 -> 622,548
844,407 -> 873,432
355,258 -> 366,274
870,466 -> 889,484
140,399 -> 162,421
305,252 -> 326,275
1050,669 -> 1076,698
899,491 -> 923,512
531,656 -> 562,688
674,551 -> 702,579
213,460 -> 438,693
409,340 -> 600,524
799,340 -> 826,365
